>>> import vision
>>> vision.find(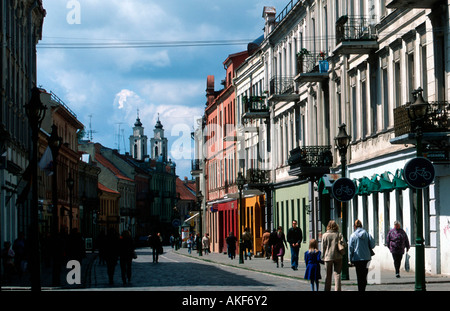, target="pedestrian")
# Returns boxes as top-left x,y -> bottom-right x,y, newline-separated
104,228 -> 119,285
287,220 -> 303,270
12,232 -> 27,277
272,226 -> 288,268
386,220 -> 410,278
149,232 -> 163,263
170,234 -> 174,248
304,239 -> 323,291
157,232 -> 164,254
118,230 -> 135,285
196,233 -> 202,255
242,228 -> 253,260
268,228 -> 278,262
202,233 -> 210,255
1,241 -> 15,284
187,235 -> 193,254
226,231 -> 237,260
261,230 -> 271,259
97,229 -> 106,265
321,220 -> 346,291
349,219 -> 375,291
